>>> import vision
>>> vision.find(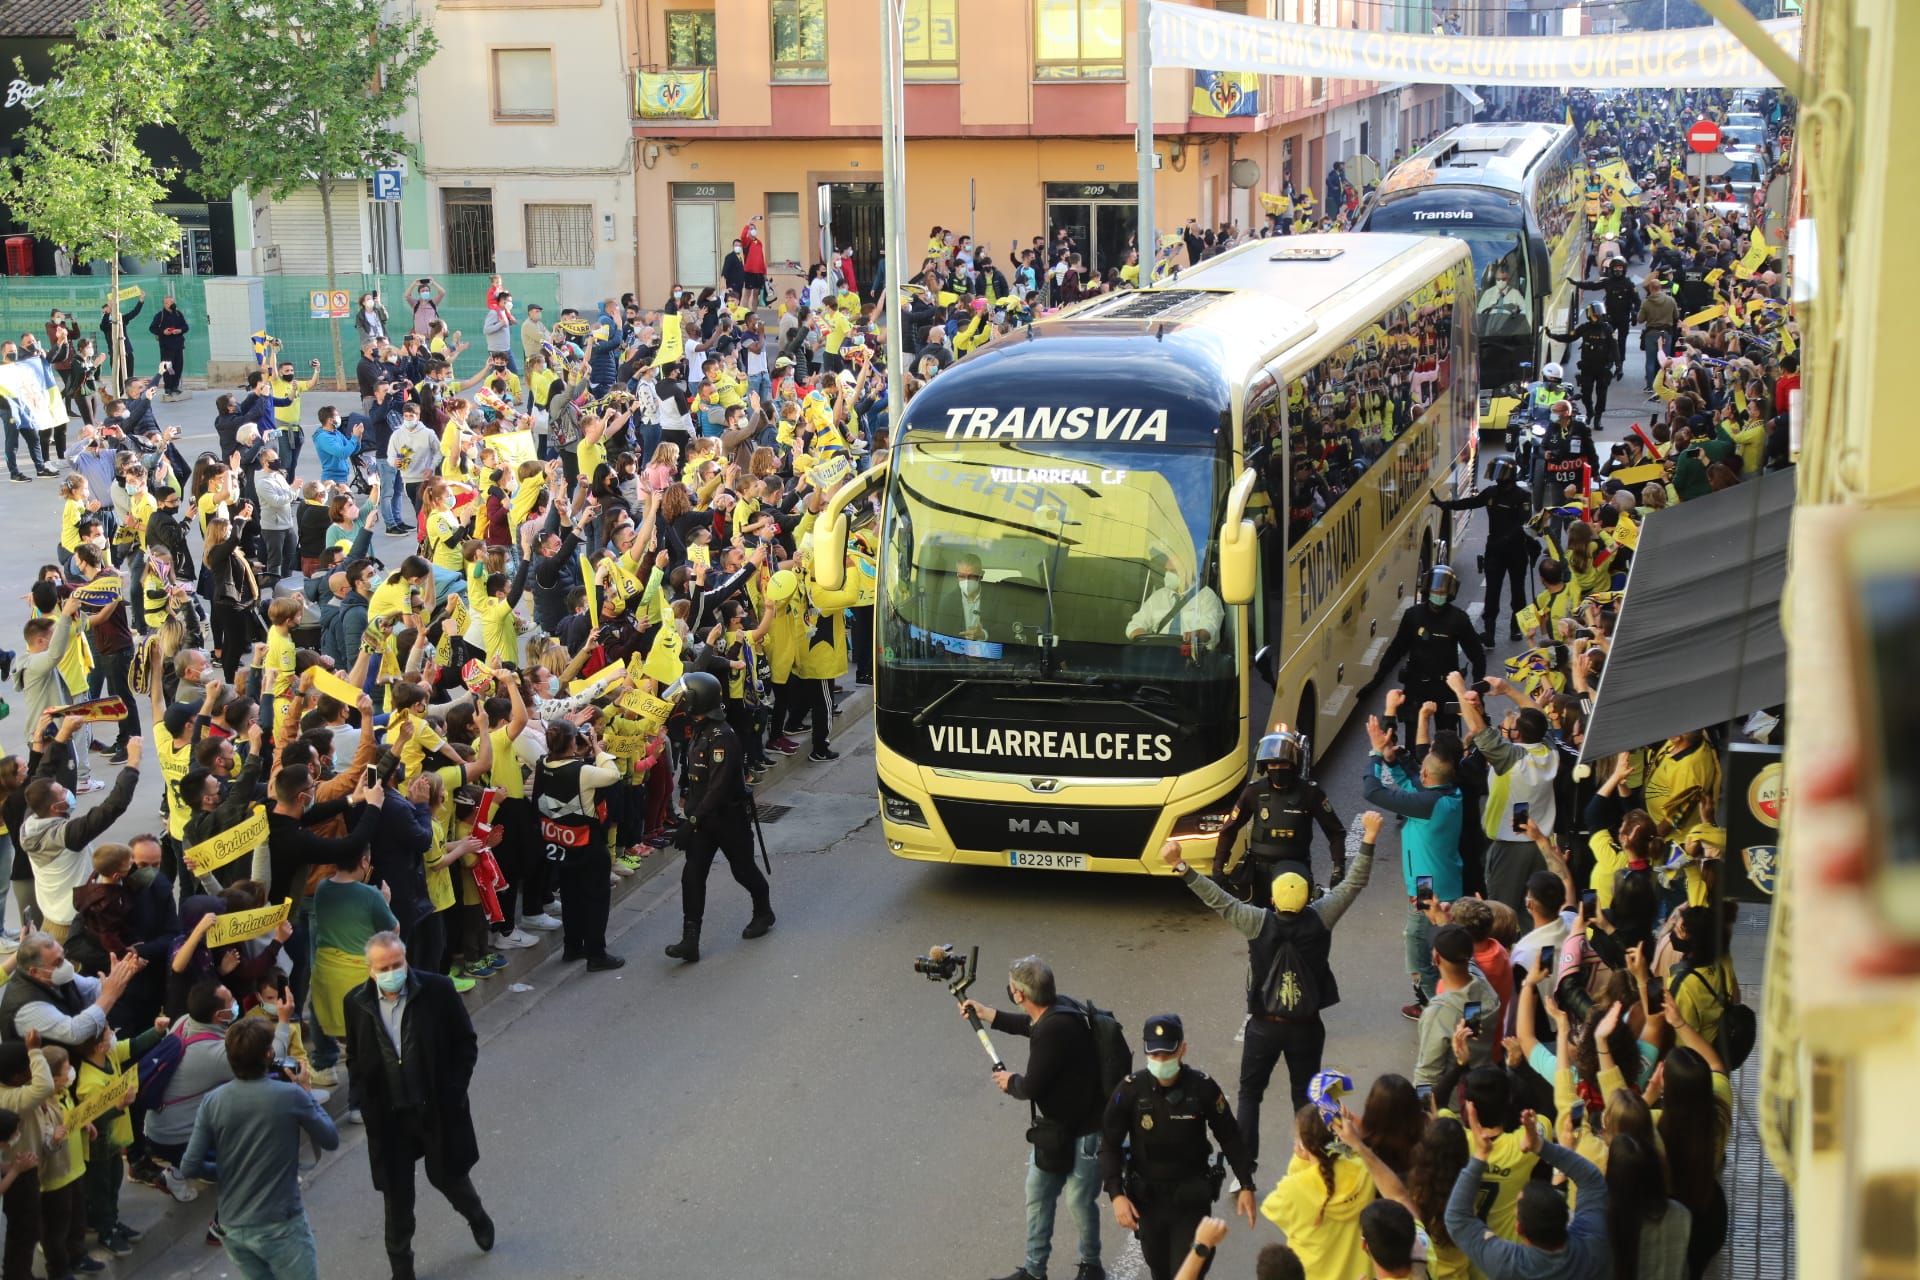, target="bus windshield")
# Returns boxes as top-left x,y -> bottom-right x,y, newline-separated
881,439 -> 1236,721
